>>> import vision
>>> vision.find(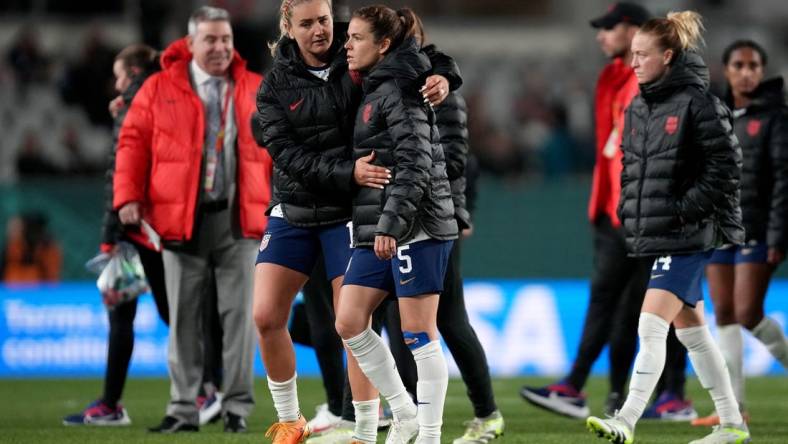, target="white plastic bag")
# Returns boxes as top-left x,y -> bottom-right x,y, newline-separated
90,242 -> 149,308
